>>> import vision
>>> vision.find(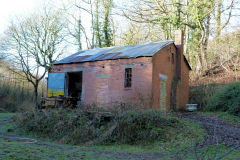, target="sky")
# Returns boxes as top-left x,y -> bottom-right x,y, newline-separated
0,0 -> 239,38
0,0 -> 43,33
